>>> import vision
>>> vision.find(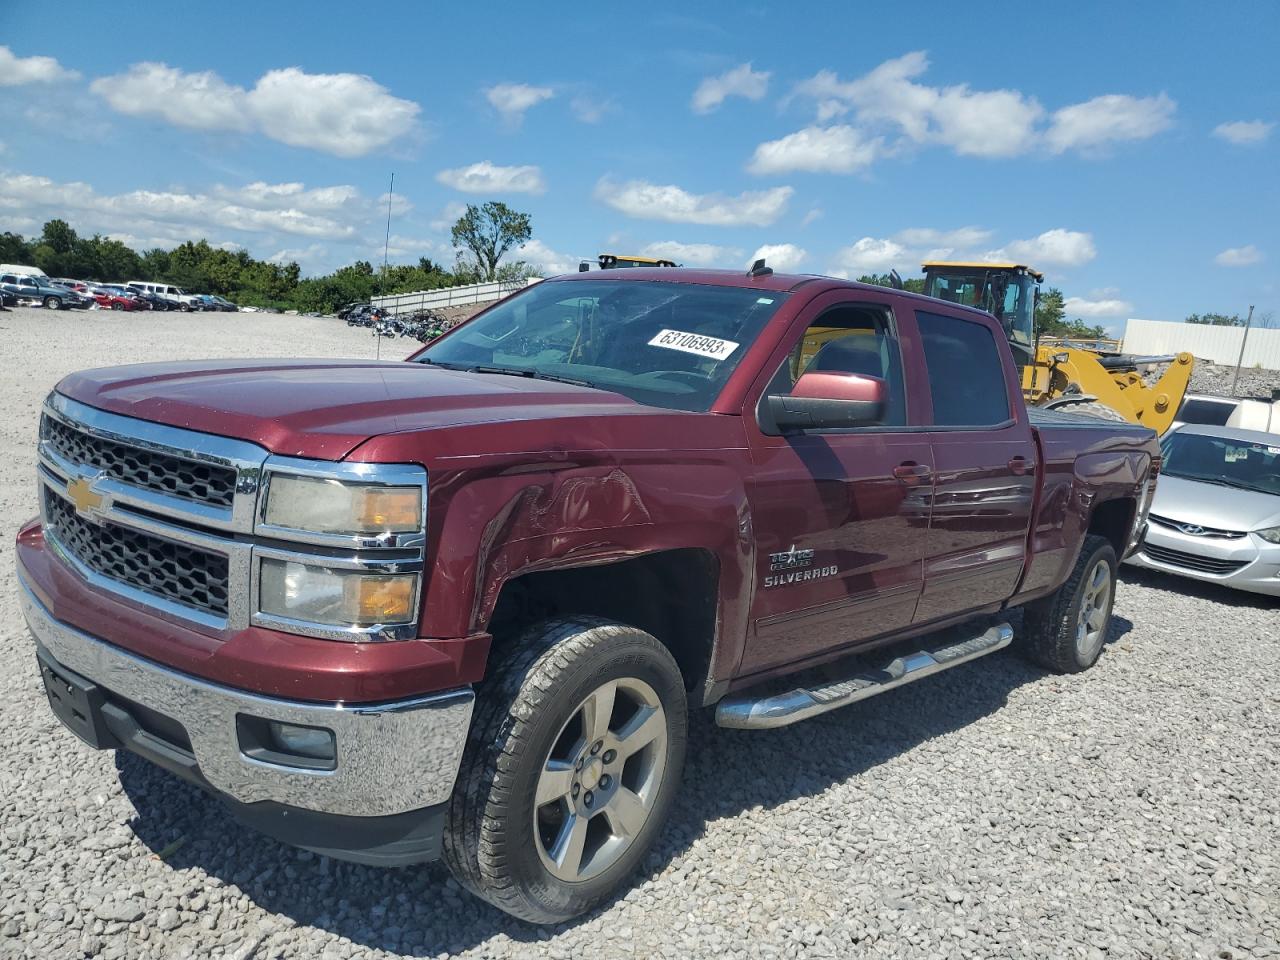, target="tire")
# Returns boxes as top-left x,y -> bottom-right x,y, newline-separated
43,296 -> 62,310
1054,400 -> 1129,423
1018,534 -> 1118,673
443,617 -> 688,924
111,302 -> 123,311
